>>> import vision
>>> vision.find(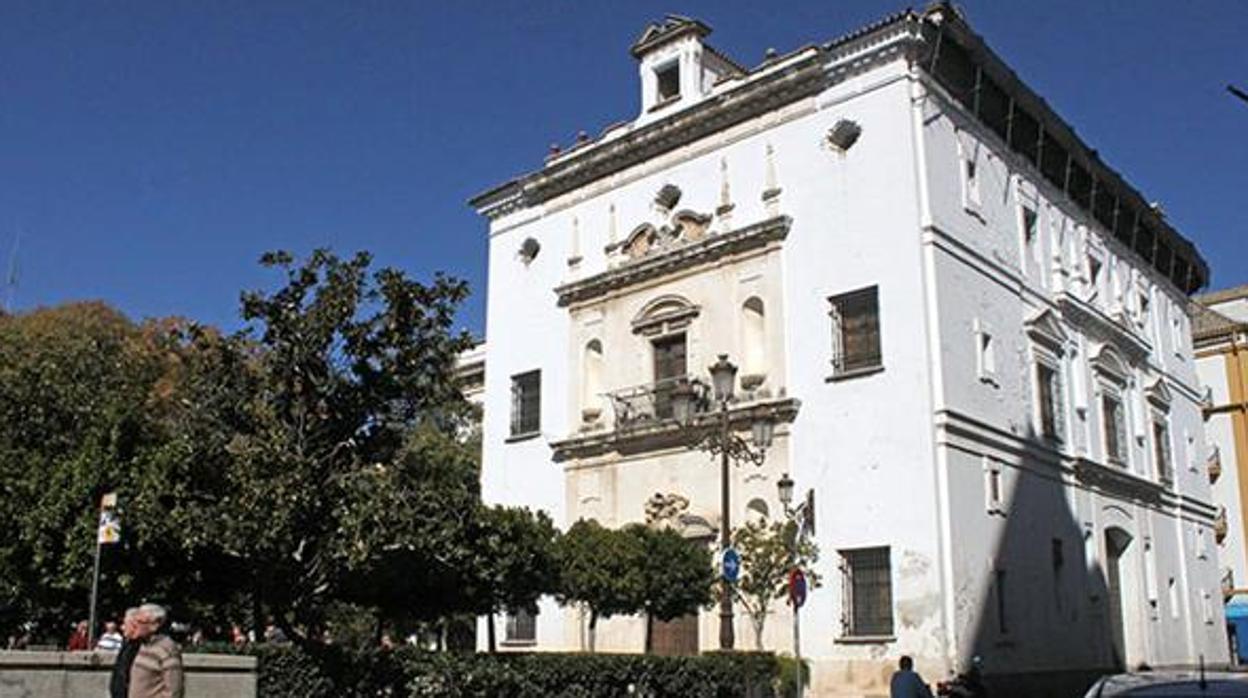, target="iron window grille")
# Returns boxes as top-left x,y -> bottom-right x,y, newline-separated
505,608 -> 536,643
510,370 -> 541,436
840,546 -> 893,637
1102,394 -> 1127,466
1036,362 -> 1064,442
829,286 -> 882,376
